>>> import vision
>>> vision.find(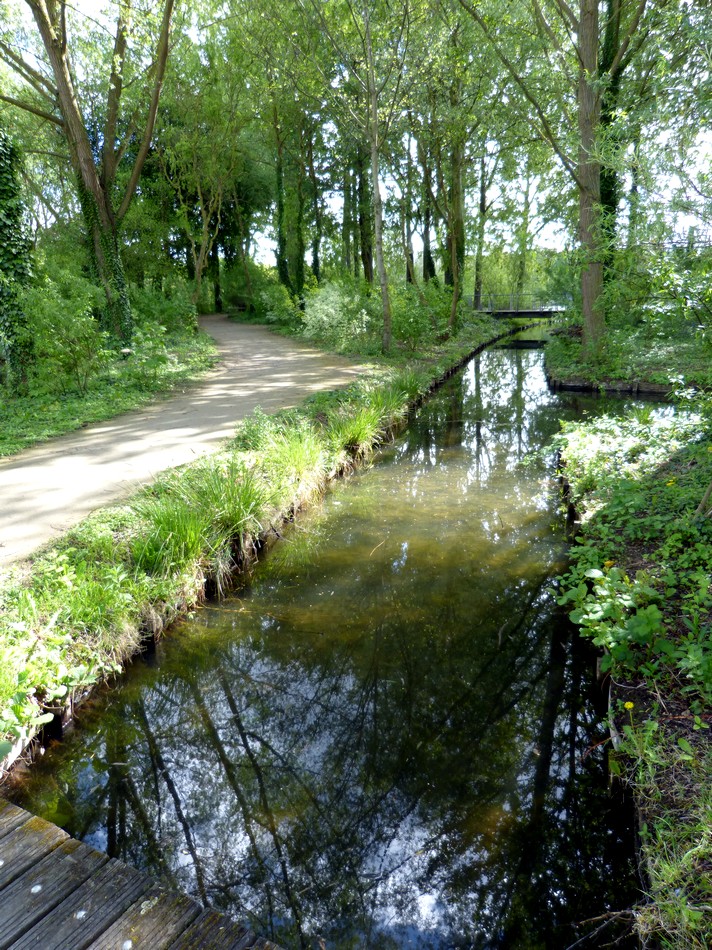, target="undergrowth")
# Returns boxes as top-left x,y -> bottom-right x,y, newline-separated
554,400 -> 712,948
0,330 -> 217,458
